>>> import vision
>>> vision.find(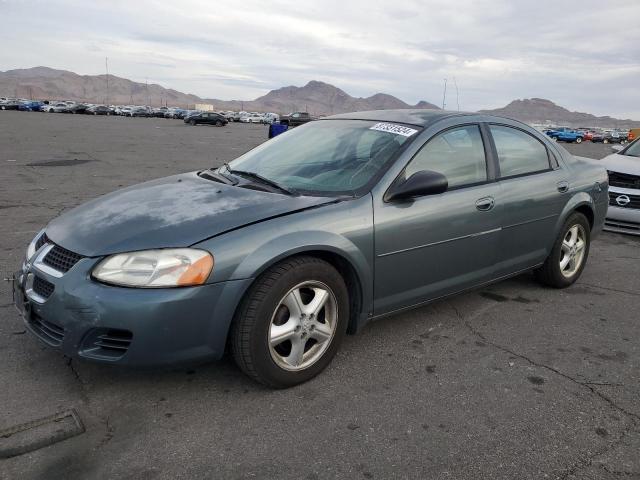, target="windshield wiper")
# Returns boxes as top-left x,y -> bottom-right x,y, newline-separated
227,168 -> 298,196
199,169 -> 237,185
